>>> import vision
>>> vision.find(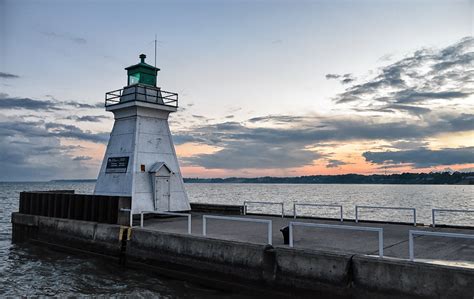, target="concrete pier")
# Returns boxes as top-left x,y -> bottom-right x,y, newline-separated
12,203 -> 474,299
142,213 -> 474,263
